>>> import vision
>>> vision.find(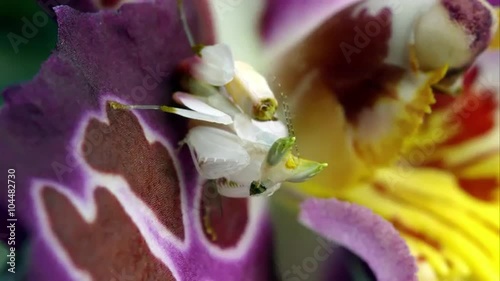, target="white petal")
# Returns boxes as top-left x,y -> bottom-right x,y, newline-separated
185,126 -> 250,179
195,43 -> 235,86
